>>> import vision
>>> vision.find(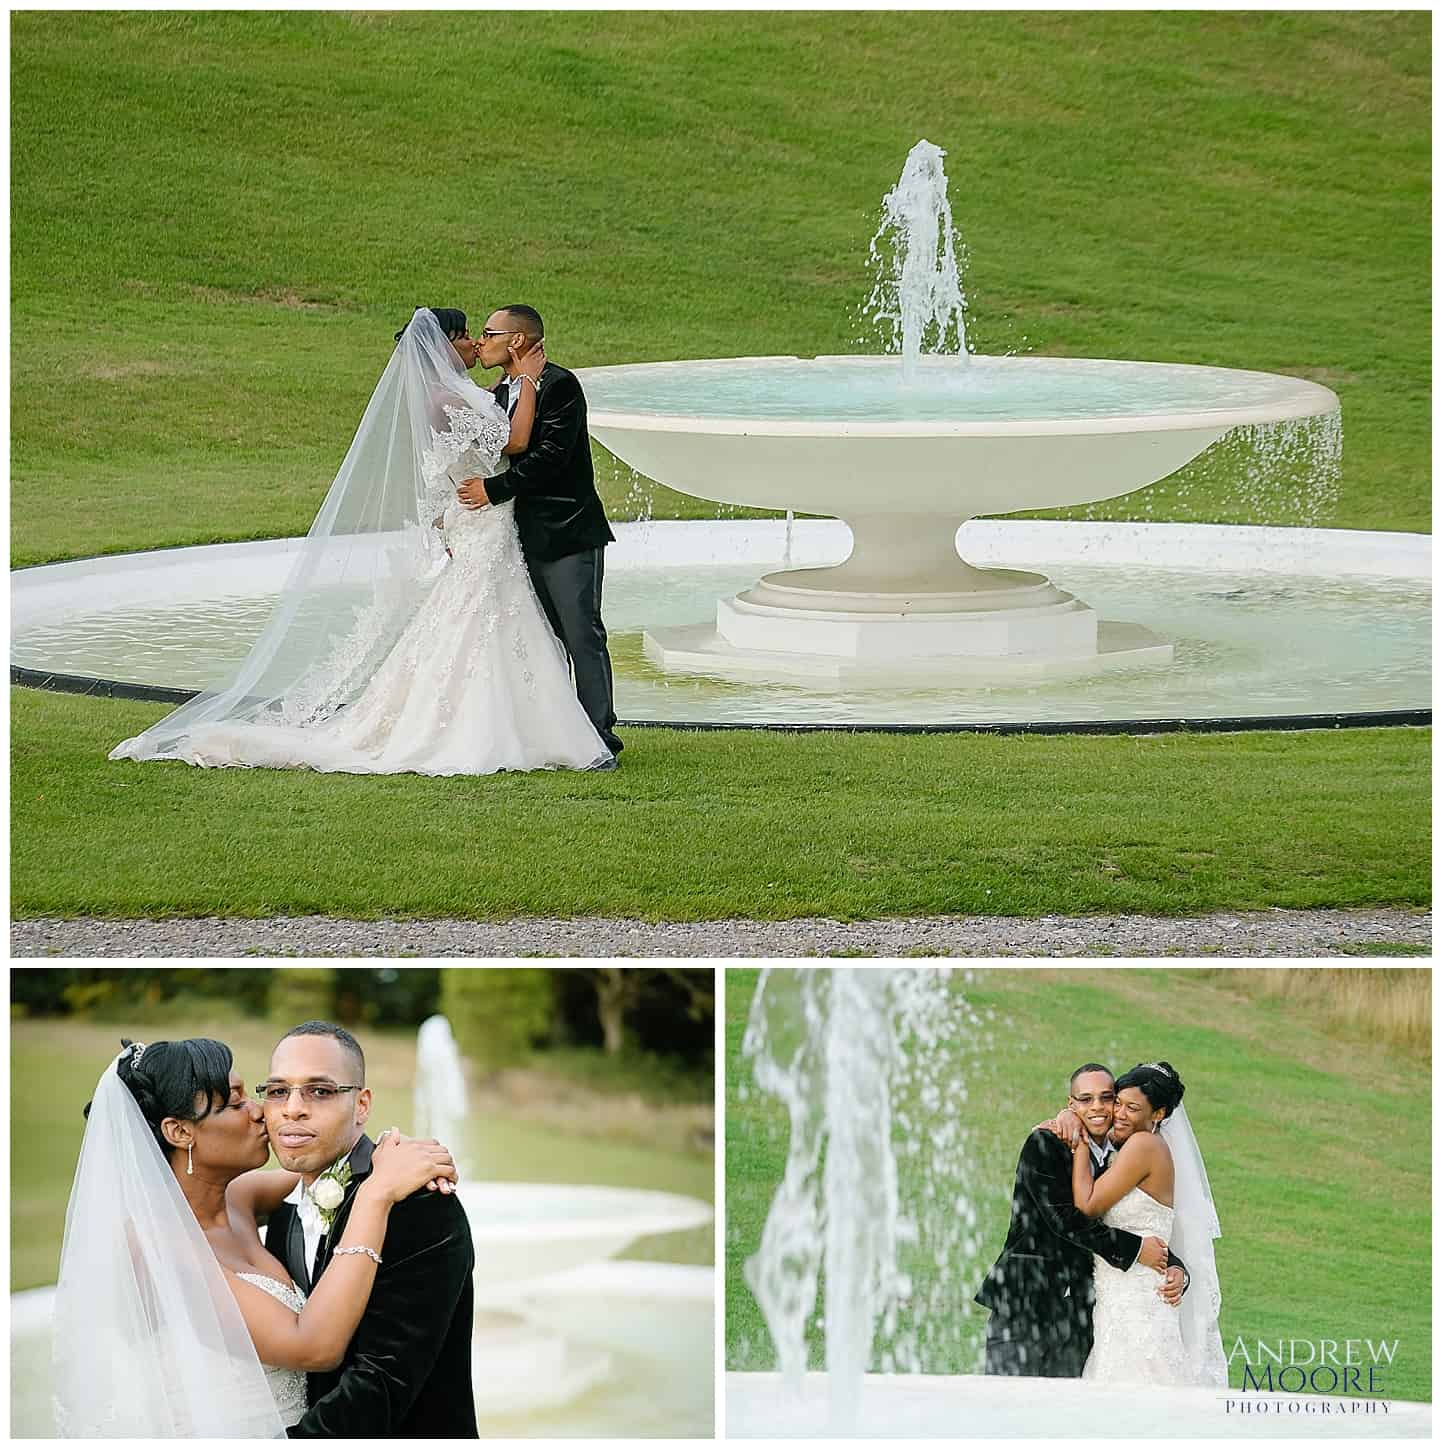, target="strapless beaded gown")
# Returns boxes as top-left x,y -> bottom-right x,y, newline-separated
165,409 -> 611,776
1082,1186 -> 1192,1385
236,1272 -> 309,1428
